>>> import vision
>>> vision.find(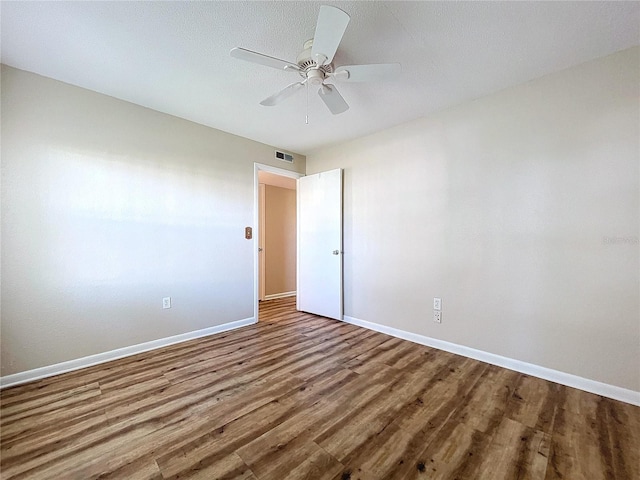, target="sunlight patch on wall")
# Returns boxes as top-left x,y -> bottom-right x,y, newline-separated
39,148 -> 246,287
